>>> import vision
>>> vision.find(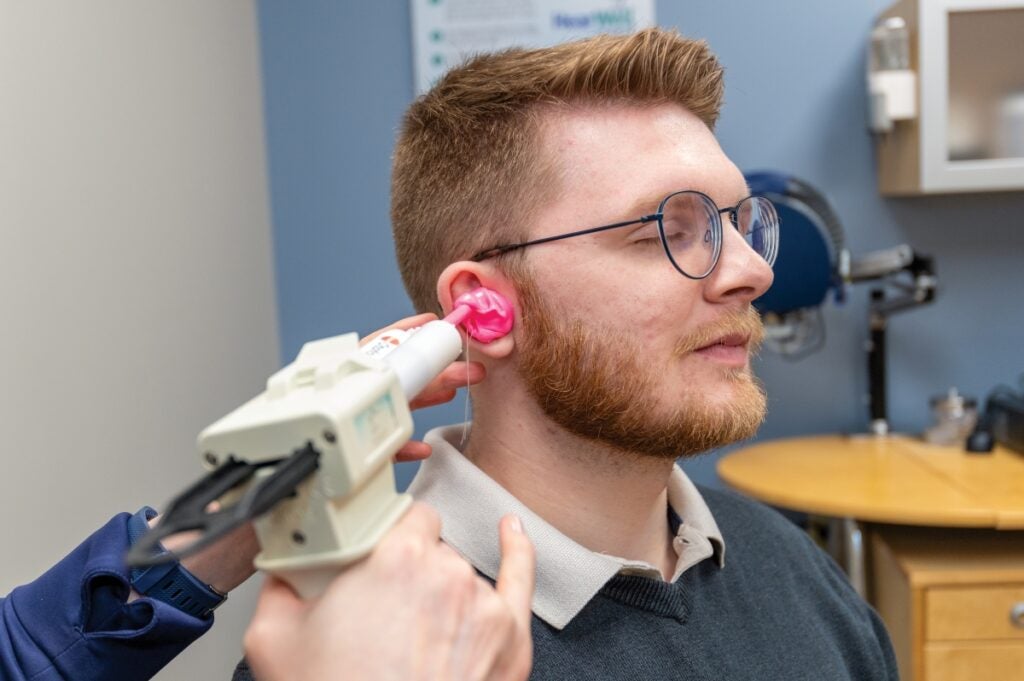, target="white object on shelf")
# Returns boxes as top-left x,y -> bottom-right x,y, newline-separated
868,16 -> 918,133
869,70 -> 918,132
